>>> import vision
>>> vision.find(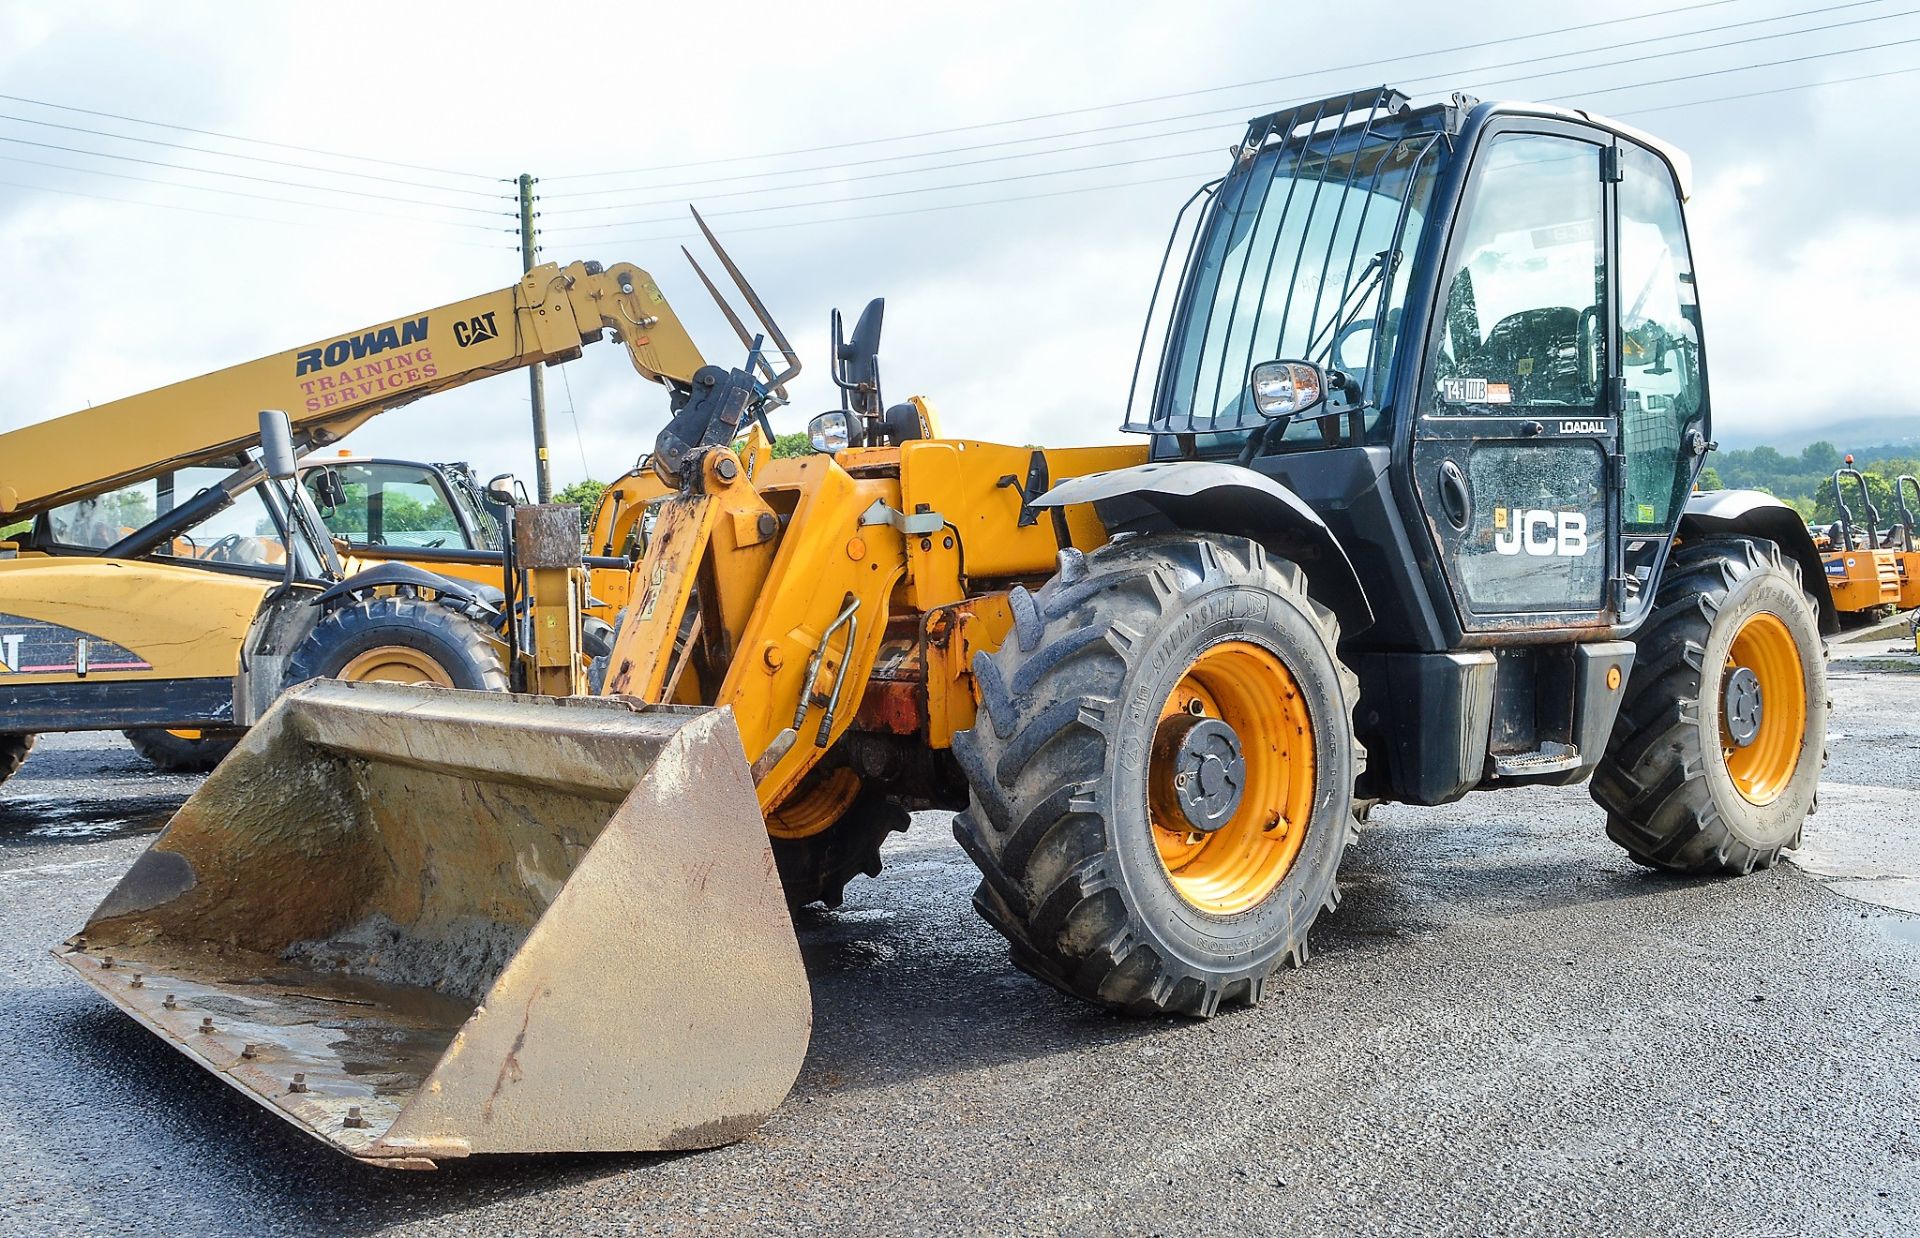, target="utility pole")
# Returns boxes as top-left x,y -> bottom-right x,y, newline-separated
516,173 -> 553,502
